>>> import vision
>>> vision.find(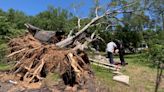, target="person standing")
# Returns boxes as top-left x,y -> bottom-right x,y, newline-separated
106,41 -> 117,64
114,40 -> 126,65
